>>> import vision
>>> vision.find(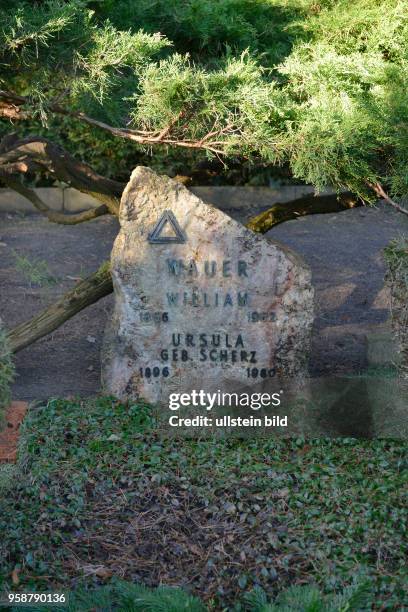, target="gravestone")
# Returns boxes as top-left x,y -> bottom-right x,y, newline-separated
102,167 -> 314,405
